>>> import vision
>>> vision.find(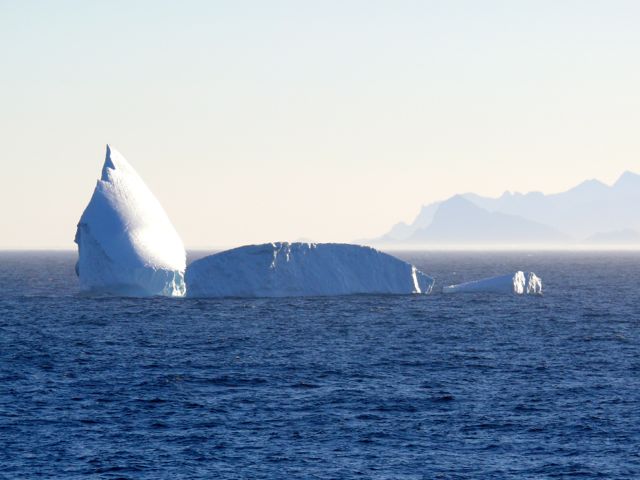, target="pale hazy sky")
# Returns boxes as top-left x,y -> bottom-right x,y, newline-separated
1,0 -> 639,248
